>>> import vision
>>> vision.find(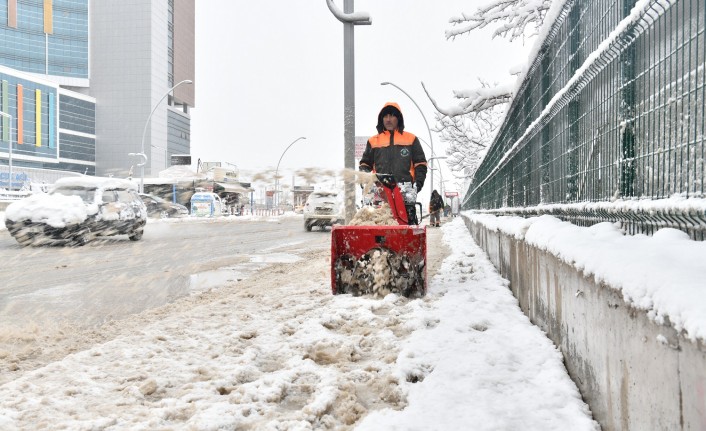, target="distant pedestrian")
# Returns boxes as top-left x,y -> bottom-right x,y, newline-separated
444,203 -> 451,217
451,198 -> 459,217
428,190 -> 444,227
